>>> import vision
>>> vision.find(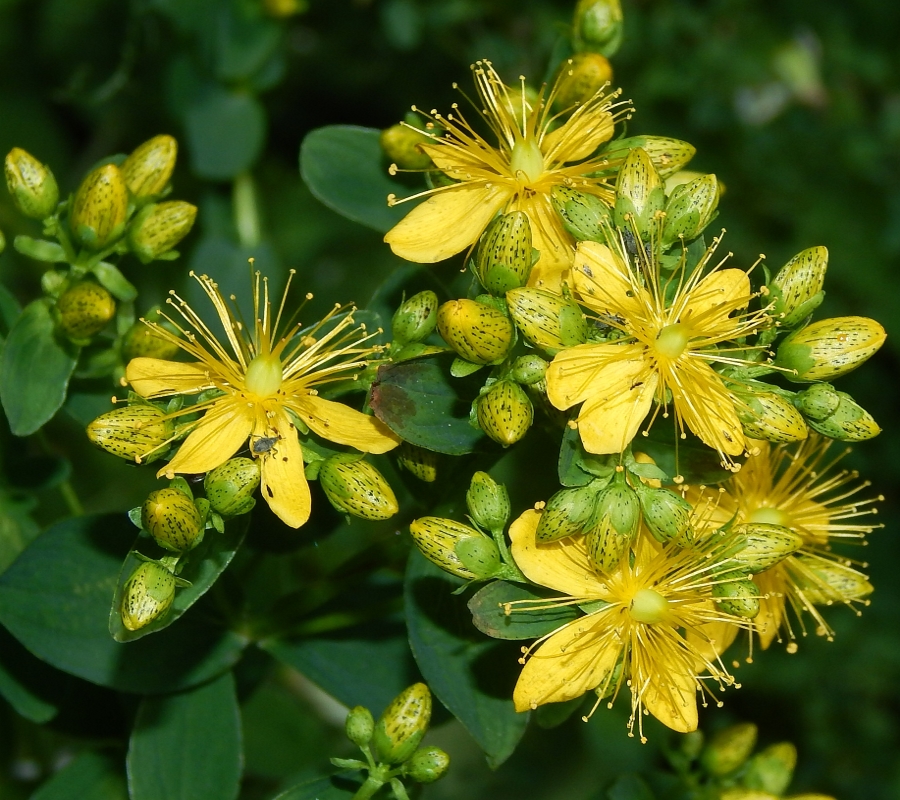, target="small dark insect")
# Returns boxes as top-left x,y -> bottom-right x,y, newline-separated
250,432 -> 282,456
